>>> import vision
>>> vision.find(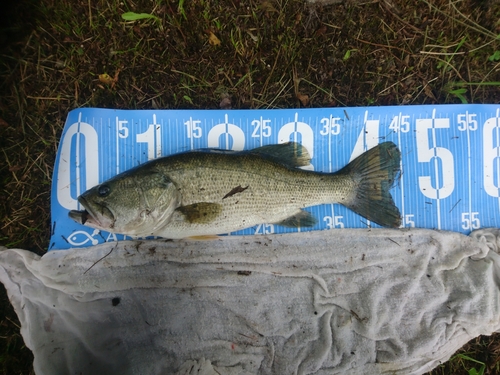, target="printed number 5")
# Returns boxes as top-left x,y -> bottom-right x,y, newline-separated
416,114 -> 455,199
